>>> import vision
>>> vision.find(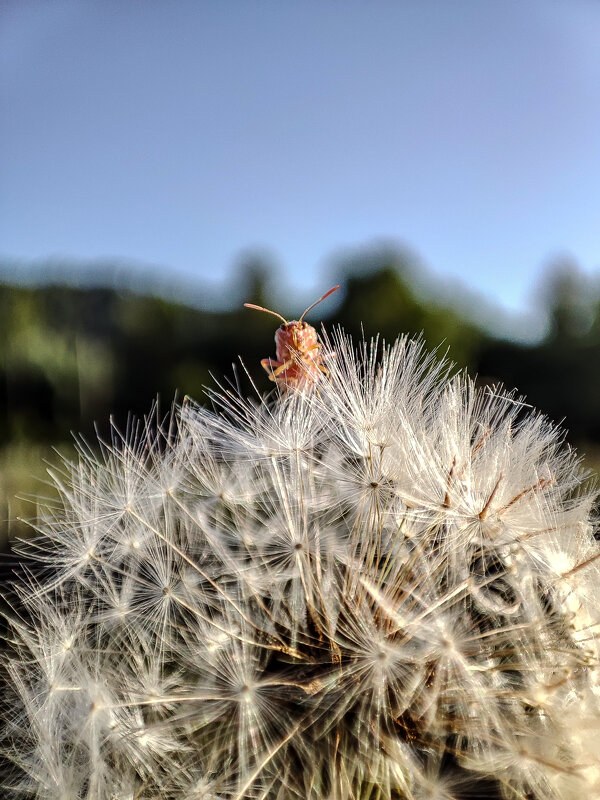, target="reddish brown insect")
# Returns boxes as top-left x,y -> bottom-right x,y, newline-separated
244,285 -> 340,391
